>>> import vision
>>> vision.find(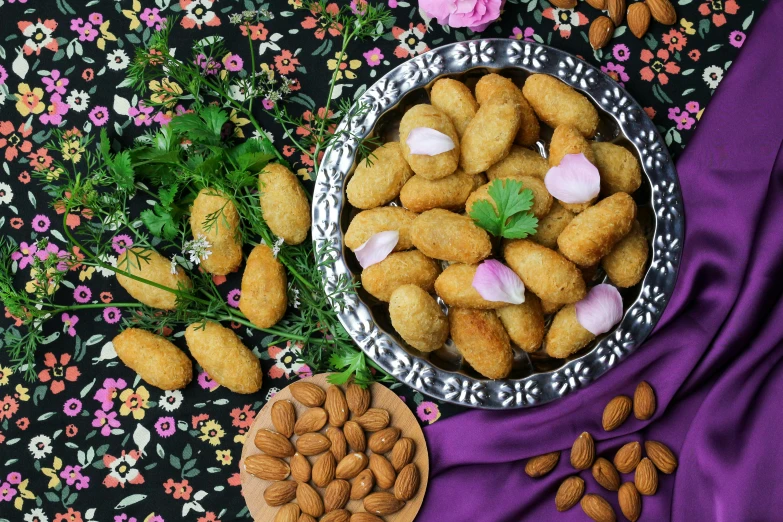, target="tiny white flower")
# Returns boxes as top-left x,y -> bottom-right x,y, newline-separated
66,89 -> 90,112
183,234 -> 212,265
0,182 -> 13,205
290,287 -> 301,309
107,49 -> 130,71
170,255 -> 178,275
28,434 -> 52,459
272,237 -> 284,258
